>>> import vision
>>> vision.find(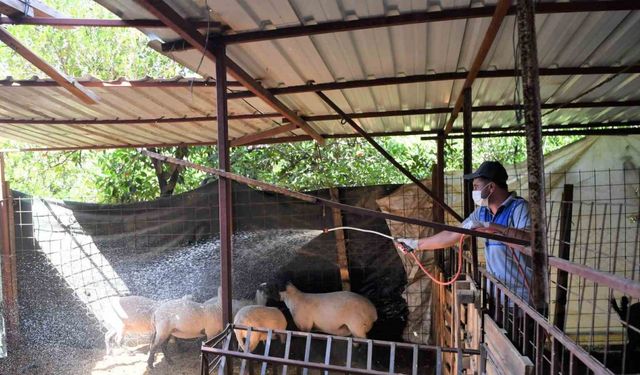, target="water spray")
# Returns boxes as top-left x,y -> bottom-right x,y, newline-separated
322,226 -> 464,286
